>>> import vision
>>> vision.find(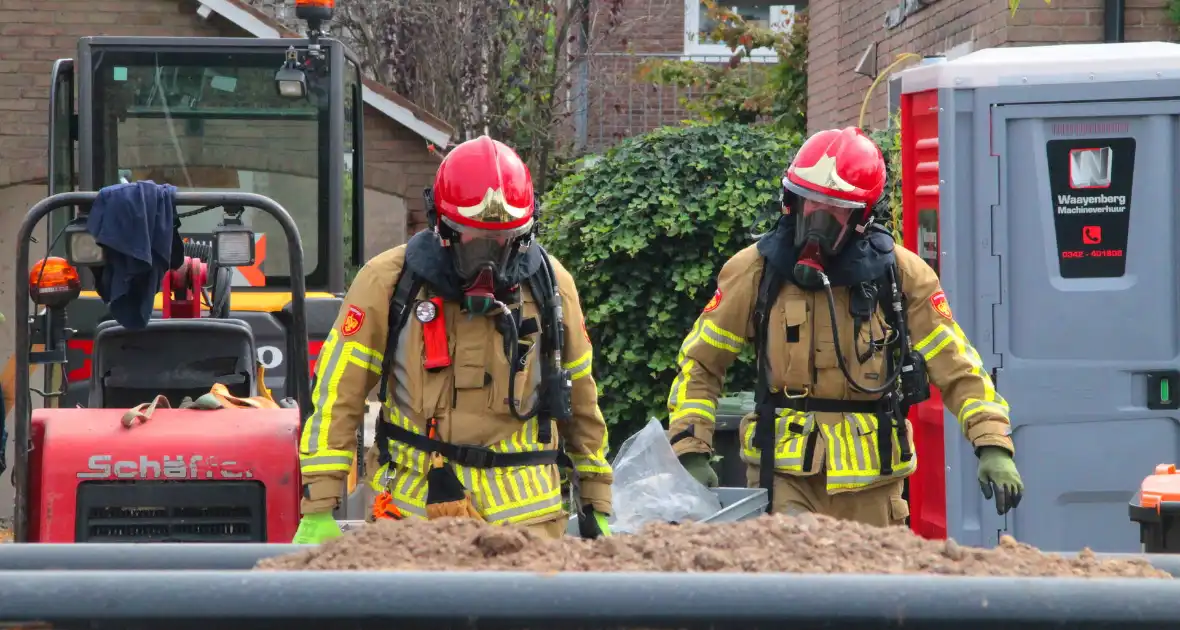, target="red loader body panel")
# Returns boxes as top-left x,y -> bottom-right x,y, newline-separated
29,407 -> 301,543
